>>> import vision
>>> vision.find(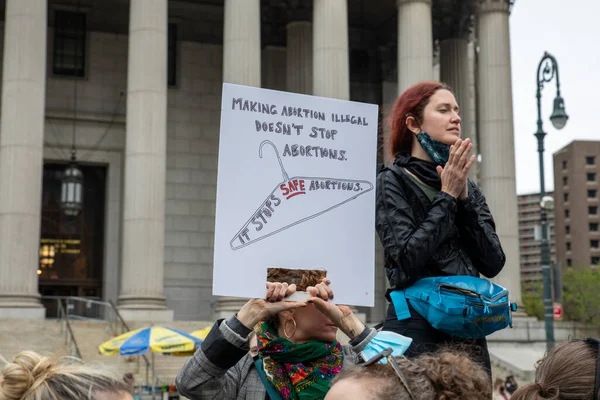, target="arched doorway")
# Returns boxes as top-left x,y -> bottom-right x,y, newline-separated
39,163 -> 107,317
